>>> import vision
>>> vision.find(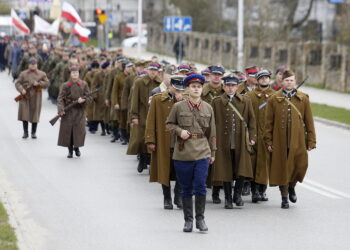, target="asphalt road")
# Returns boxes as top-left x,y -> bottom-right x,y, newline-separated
0,72 -> 349,250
